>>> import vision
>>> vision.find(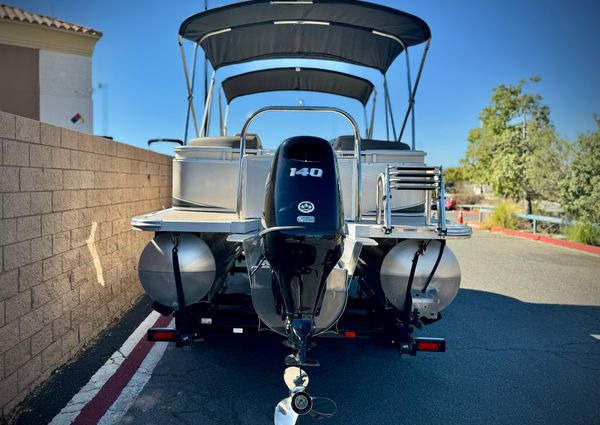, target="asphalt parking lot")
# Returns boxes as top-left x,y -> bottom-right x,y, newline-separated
122,232 -> 600,425
20,232 -> 600,424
